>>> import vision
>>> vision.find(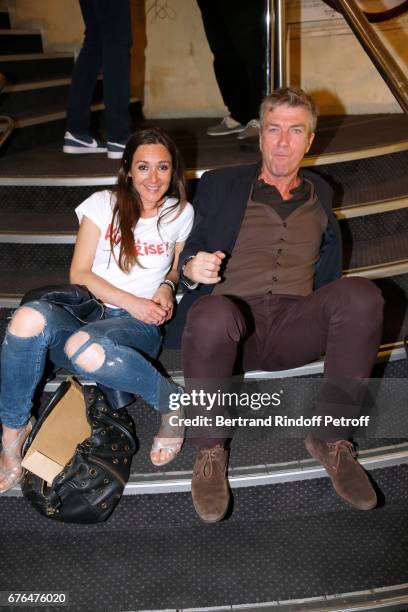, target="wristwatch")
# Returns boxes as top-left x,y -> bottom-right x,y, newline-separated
180,255 -> 199,290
